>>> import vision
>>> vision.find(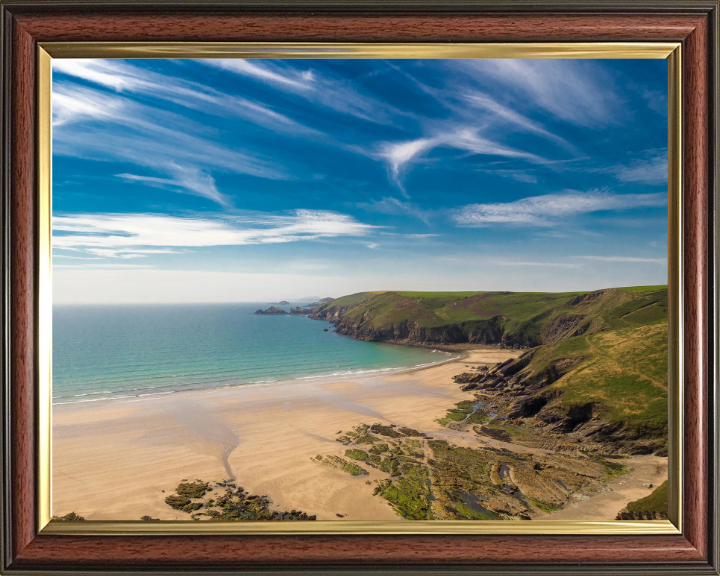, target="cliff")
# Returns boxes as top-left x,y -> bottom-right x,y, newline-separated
309,287 -> 667,348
